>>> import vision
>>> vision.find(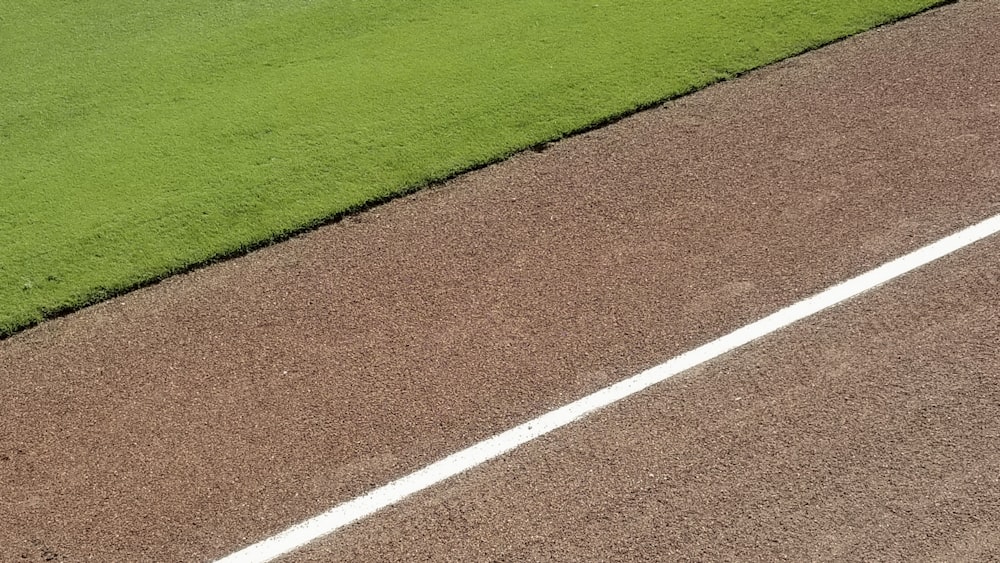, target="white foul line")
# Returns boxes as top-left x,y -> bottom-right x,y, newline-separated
217,212 -> 1000,563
